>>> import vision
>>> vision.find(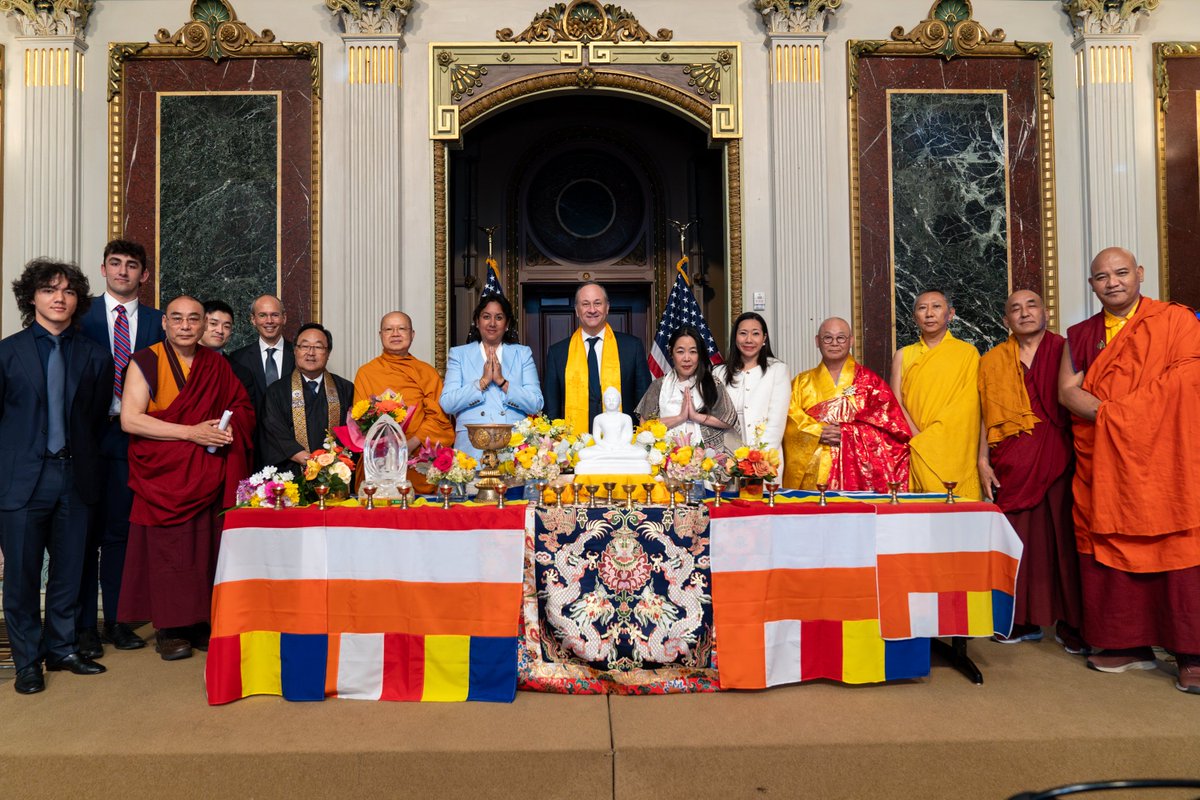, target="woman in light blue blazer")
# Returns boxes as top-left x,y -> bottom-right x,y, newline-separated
440,293 -> 544,457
